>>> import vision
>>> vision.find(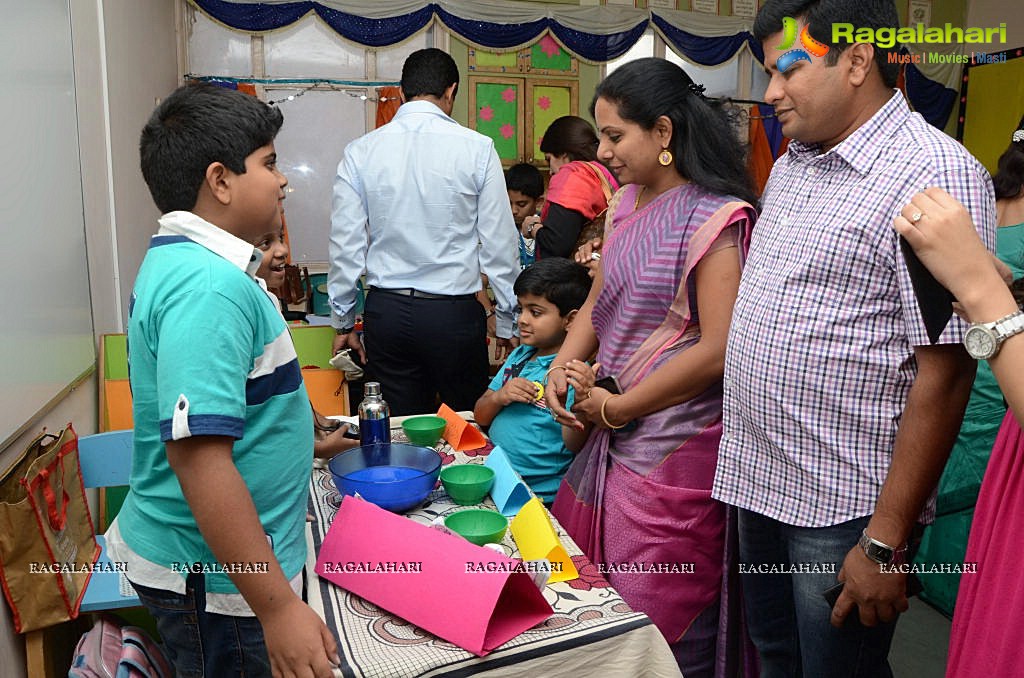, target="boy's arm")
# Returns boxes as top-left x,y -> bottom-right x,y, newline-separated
474,378 -> 540,426
166,435 -> 338,677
